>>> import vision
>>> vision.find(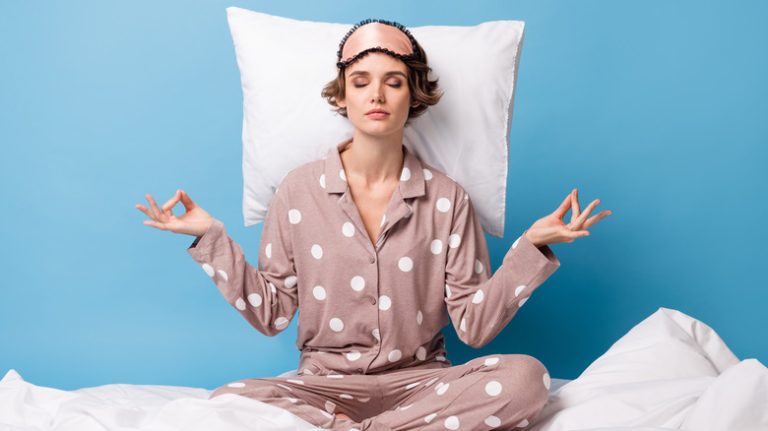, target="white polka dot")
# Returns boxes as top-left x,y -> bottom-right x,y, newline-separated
274,317 -> 289,328
445,284 -> 452,298
201,263 -> 214,277
339,169 -> 346,182
235,297 -> 246,311
416,310 -> 423,325
269,282 -> 276,294
379,295 -> 392,311
287,397 -> 298,403
436,197 -> 451,213
399,403 -> 414,410
430,239 -> 443,254
248,293 -> 262,307
313,285 -> 327,300
425,377 -> 439,386
345,350 -> 361,361
319,174 -> 326,189
460,317 -> 467,332
285,275 -> 298,289
265,243 -> 272,258
340,393 -> 354,399
475,259 -> 484,274
286,379 -> 304,385
515,285 -> 527,297
423,169 -> 433,180
276,383 -> 293,391
519,297 -> 529,307
405,381 -> 420,390
543,372 -> 551,390
484,357 -> 500,366
448,234 -> 461,248
327,374 -> 344,379
444,415 -> 460,430
398,256 -> 413,272
388,349 -> 402,362
342,222 -> 355,237
356,396 -> 369,402
329,318 -> 344,332
288,209 -> 301,224
485,415 -> 501,427
372,328 -> 380,341
424,413 -> 437,423
217,269 -> 228,281
227,382 -> 245,388
400,167 -> 411,181
310,244 -> 323,259
321,410 -> 333,419
302,369 -> 314,375
350,275 -> 365,291
416,346 -> 427,360
325,400 -> 336,413
472,289 -> 485,304
436,382 -> 450,395
485,380 -> 502,396
517,418 -> 530,427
